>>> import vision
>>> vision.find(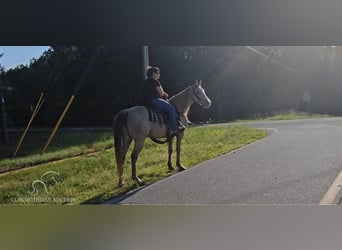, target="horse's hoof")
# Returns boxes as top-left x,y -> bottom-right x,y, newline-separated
168,164 -> 175,171
133,177 -> 144,186
177,165 -> 186,171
